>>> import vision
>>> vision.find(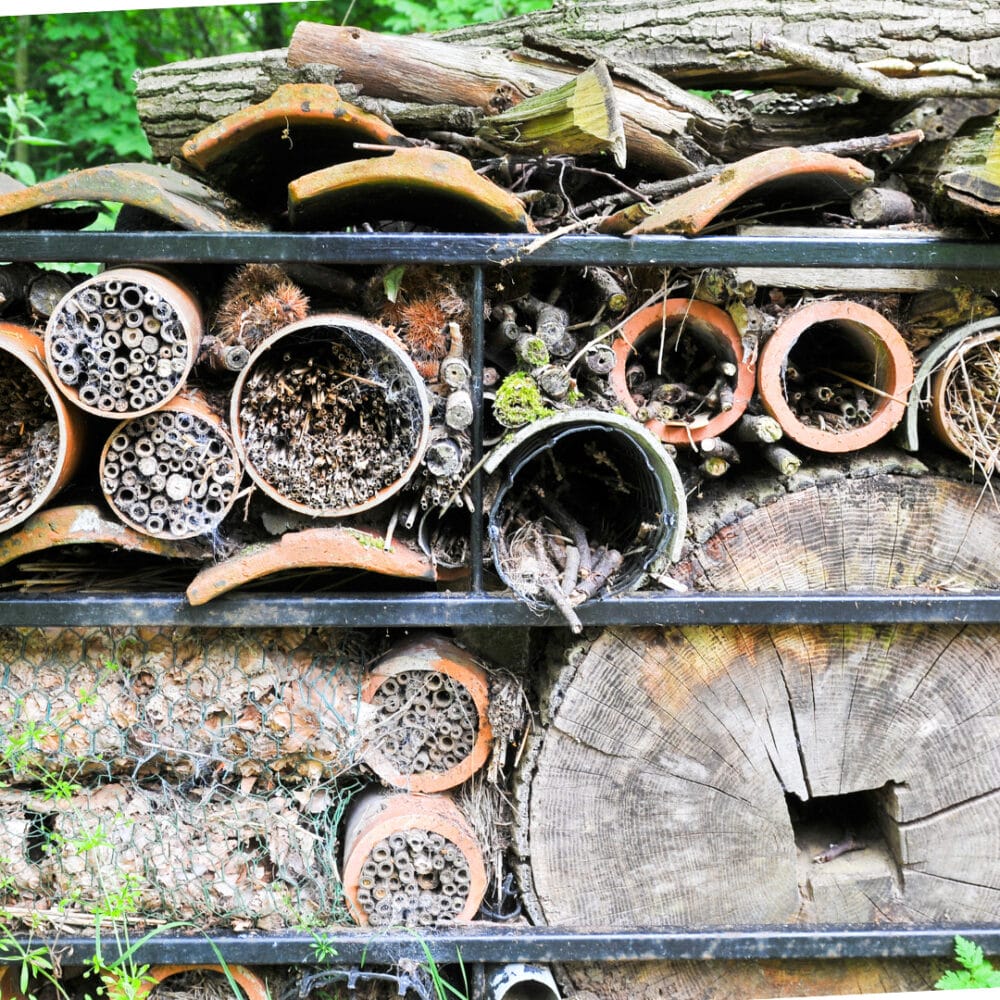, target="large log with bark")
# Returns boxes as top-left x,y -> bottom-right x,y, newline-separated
516,456 -> 1000,1000
437,0 -> 1000,94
